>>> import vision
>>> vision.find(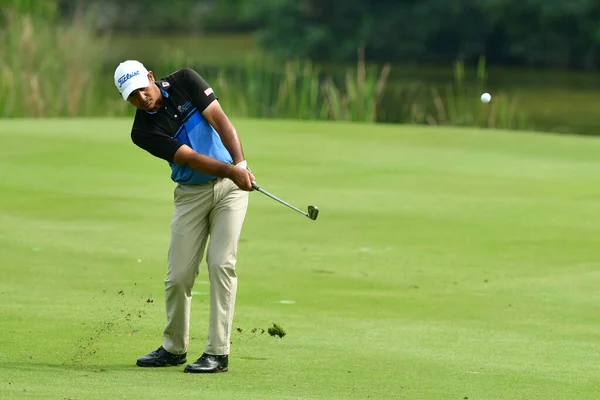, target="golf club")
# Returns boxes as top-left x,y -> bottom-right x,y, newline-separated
252,183 -> 319,221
